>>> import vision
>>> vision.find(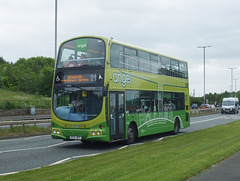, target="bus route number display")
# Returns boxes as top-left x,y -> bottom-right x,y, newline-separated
55,73 -> 103,84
